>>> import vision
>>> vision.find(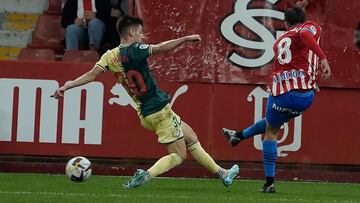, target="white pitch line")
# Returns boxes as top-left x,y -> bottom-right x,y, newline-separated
1,173 -> 358,186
